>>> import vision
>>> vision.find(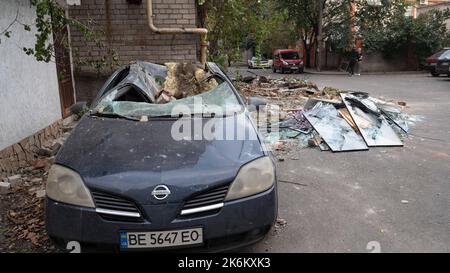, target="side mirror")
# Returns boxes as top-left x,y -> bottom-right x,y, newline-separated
247,96 -> 267,111
70,101 -> 88,116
